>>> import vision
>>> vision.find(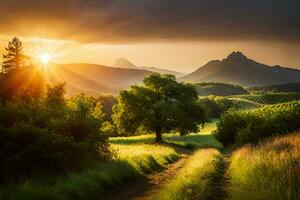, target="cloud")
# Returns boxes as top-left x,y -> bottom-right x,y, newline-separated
0,0 -> 299,43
